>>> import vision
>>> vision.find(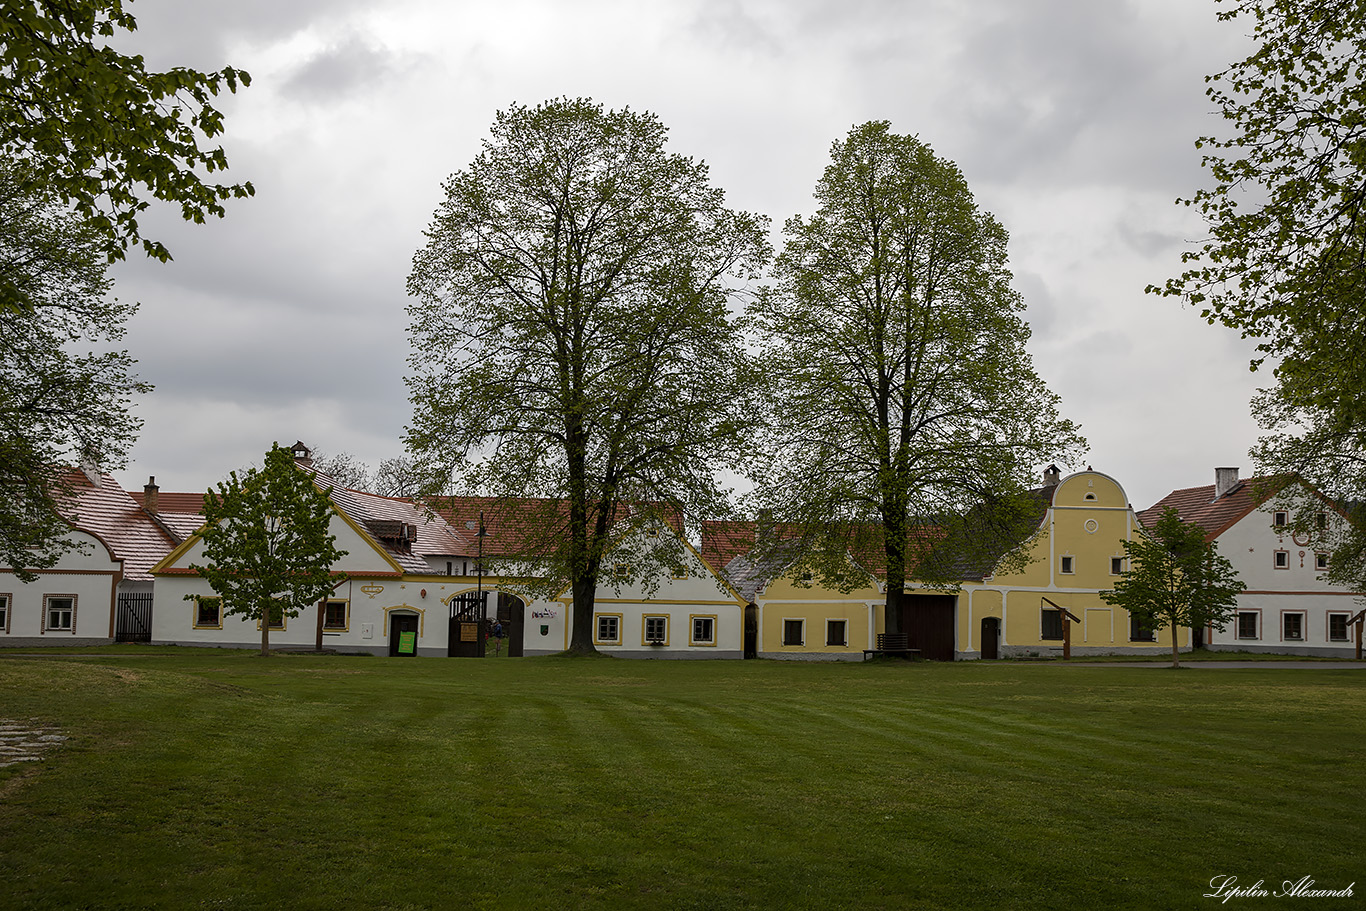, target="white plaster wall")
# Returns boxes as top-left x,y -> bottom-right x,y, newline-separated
1208,502 -> 1362,653
1,530 -> 119,642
